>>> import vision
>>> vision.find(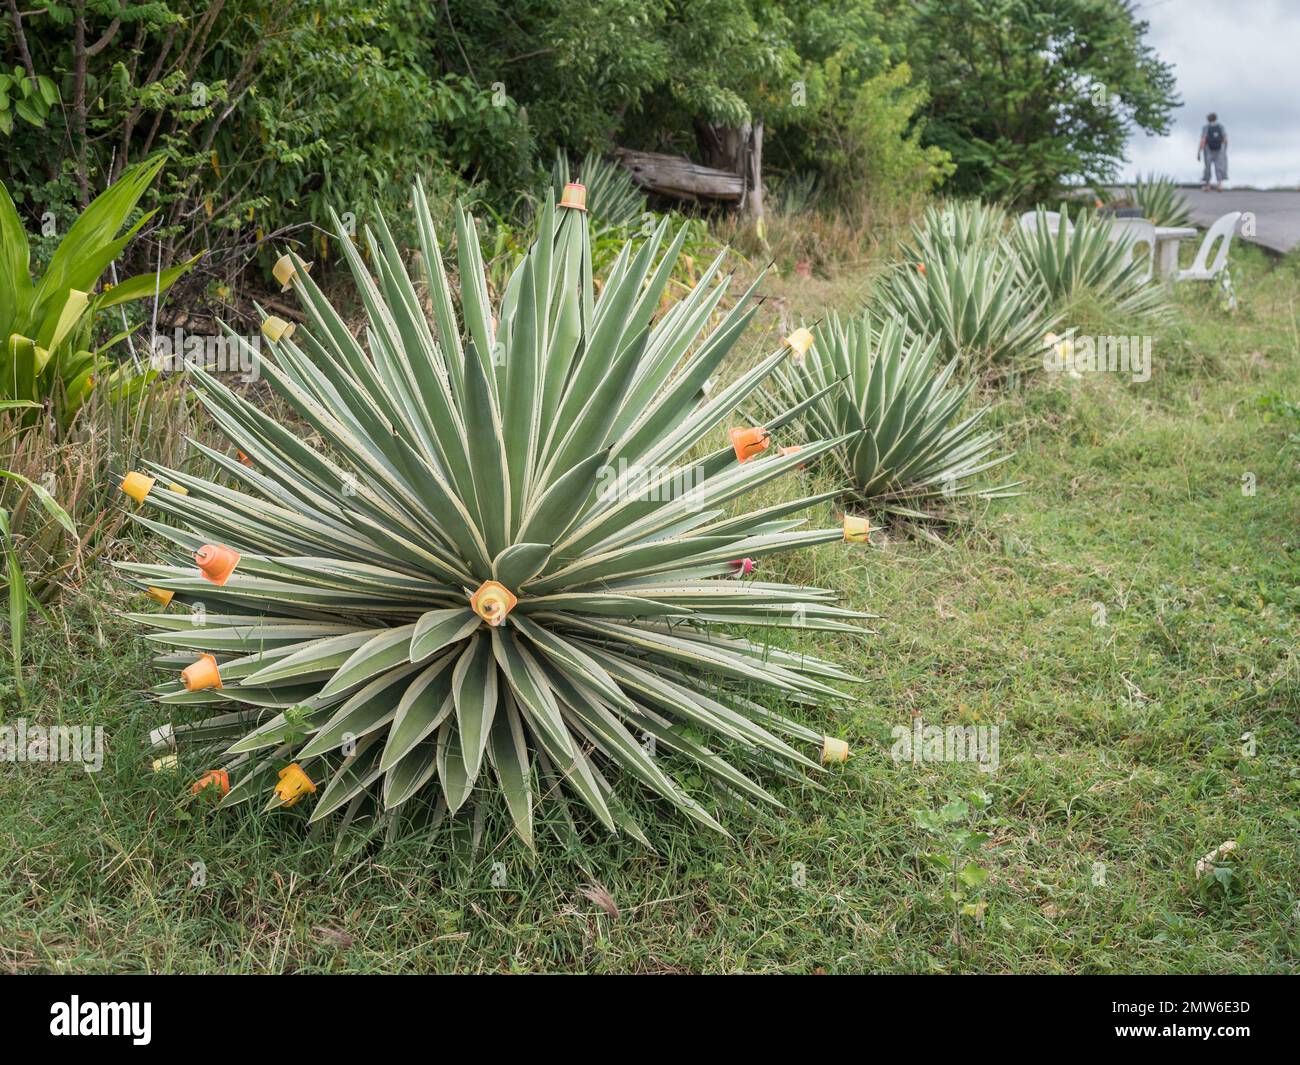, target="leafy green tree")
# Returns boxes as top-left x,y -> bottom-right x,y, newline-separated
1,1 -> 457,277
398,0 -> 666,172
417,1 -> 949,212
901,0 -> 1178,202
